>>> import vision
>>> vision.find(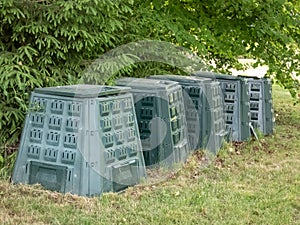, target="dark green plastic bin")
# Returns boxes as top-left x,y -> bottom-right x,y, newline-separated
12,85 -> 146,196
193,72 -> 251,142
241,76 -> 274,135
149,75 -> 226,154
116,78 -> 190,167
